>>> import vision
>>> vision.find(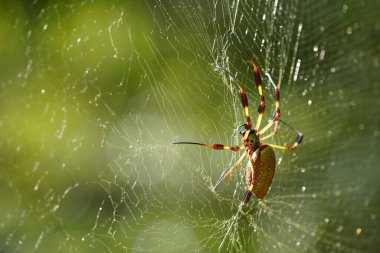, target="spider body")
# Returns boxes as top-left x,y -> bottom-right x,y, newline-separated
246,145 -> 276,200
173,34 -> 303,206
234,124 -> 276,200
243,129 -> 260,151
